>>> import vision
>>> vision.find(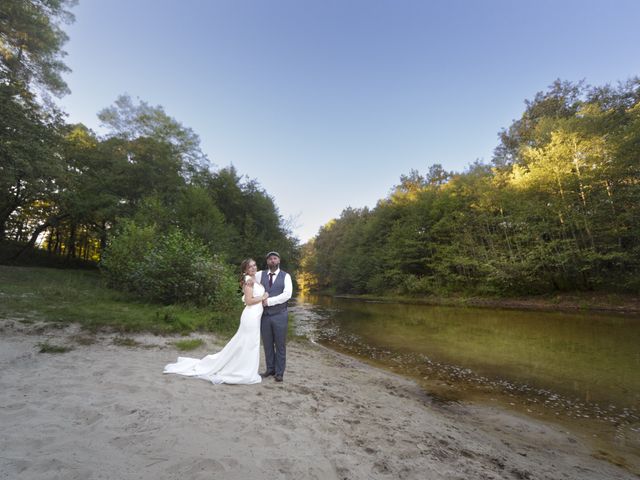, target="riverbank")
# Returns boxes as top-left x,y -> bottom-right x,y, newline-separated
0,265 -> 241,336
0,318 -> 636,480
328,291 -> 640,316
